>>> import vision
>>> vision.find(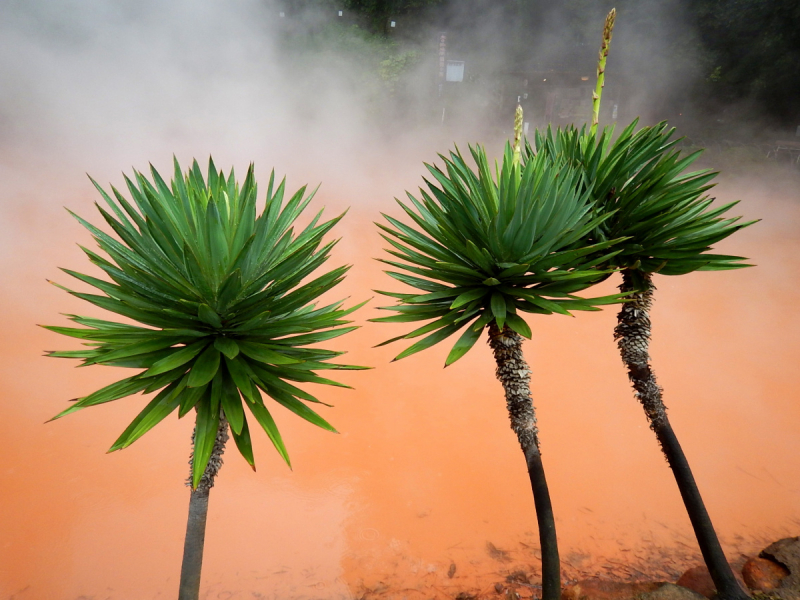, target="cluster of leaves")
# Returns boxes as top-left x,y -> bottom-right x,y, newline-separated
373,142 -> 626,365
376,120 -> 755,363
45,158 -> 364,487
278,18 -> 423,115
379,49 -> 421,94
529,120 -> 756,280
